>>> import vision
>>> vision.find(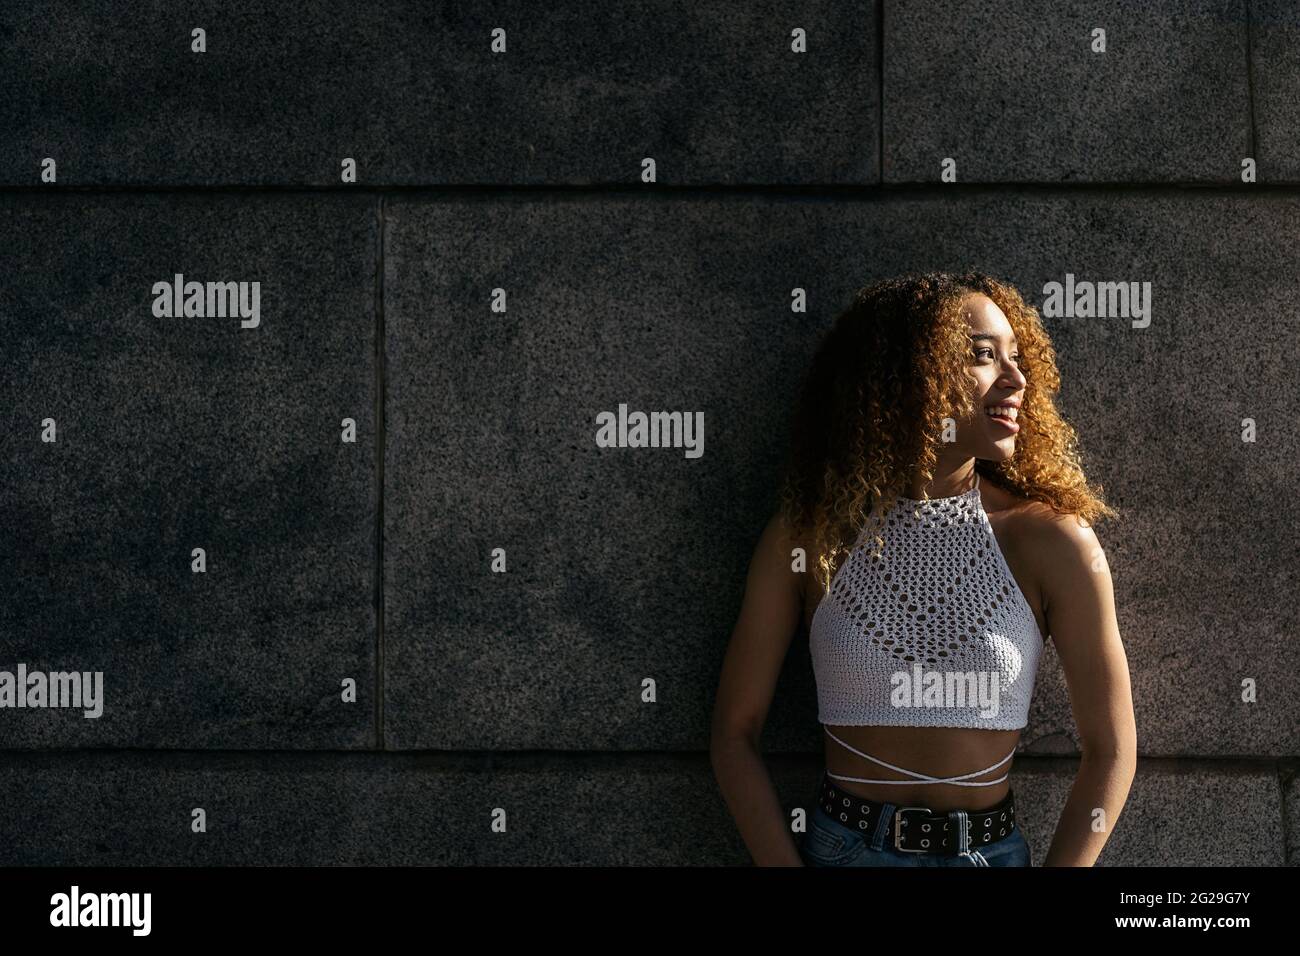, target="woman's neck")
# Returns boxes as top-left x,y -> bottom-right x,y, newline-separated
904,461 -> 978,500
